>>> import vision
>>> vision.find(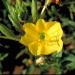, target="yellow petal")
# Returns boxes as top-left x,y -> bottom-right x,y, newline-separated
43,39 -> 63,55
47,21 -> 63,39
28,41 -> 42,55
46,21 -> 56,30
56,39 -> 63,52
36,39 -> 63,55
20,34 -> 38,46
20,23 -> 38,45
36,19 -> 46,32
28,39 -> 63,55
23,23 -> 37,35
